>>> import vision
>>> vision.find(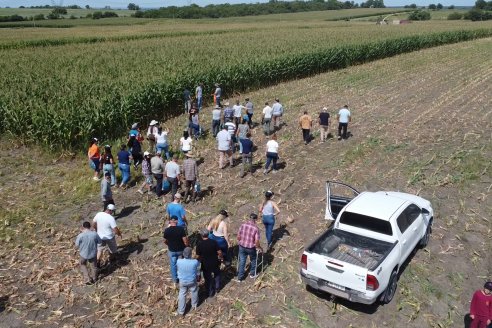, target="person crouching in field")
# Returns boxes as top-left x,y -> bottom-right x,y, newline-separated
468,281 -> 492,328
75,221 -> 100,285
